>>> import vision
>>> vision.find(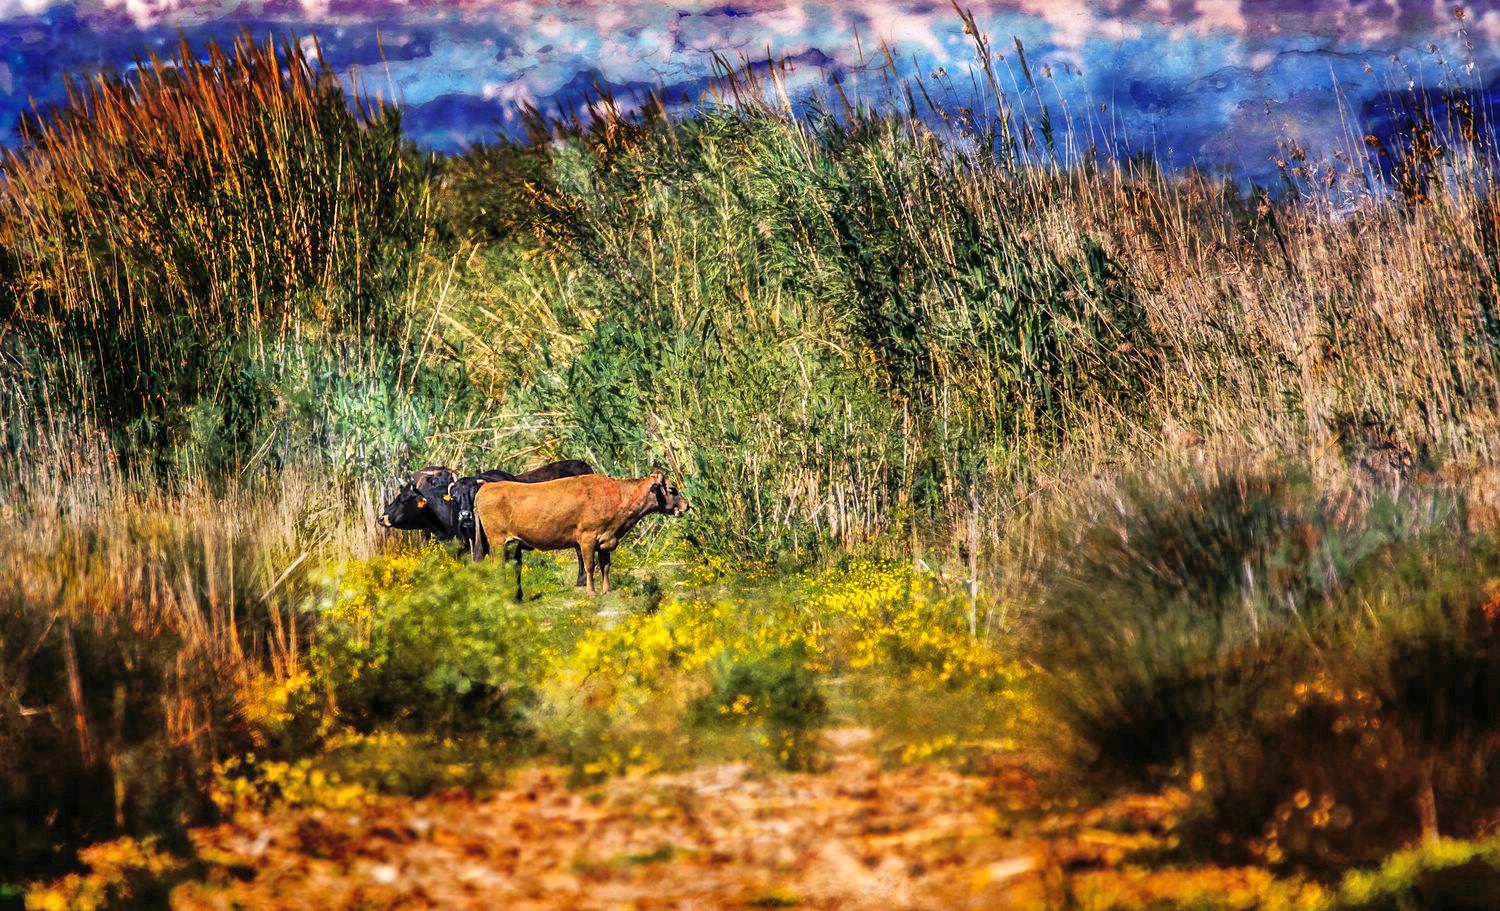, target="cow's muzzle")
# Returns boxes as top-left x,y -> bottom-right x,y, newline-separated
380,514 -> 393,527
